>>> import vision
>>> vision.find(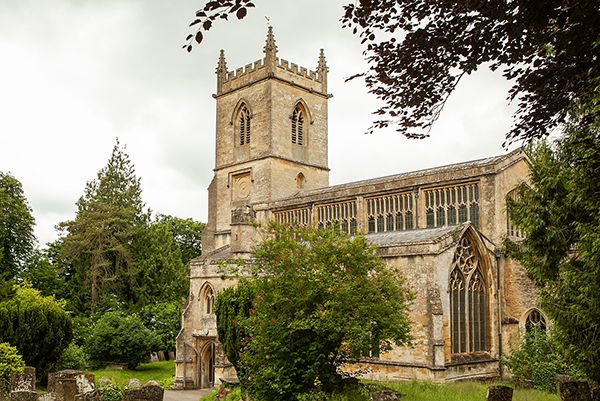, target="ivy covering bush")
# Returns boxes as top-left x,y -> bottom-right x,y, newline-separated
0,342 -> 24,395
505,327 -> 582,392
